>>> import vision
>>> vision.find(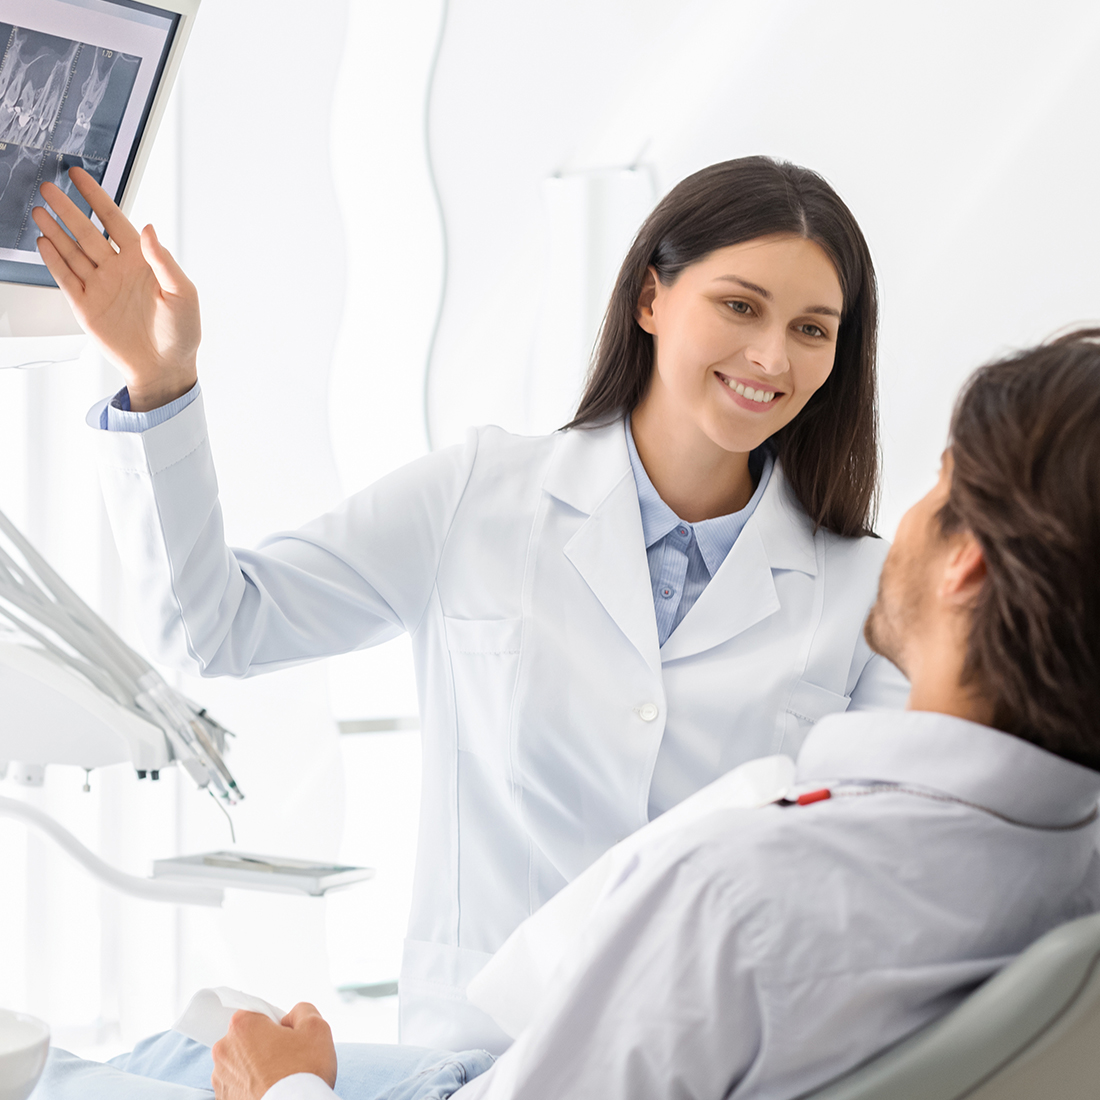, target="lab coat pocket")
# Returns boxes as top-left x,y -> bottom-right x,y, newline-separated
445,617 -> 523,762
782,679 -> 851,754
